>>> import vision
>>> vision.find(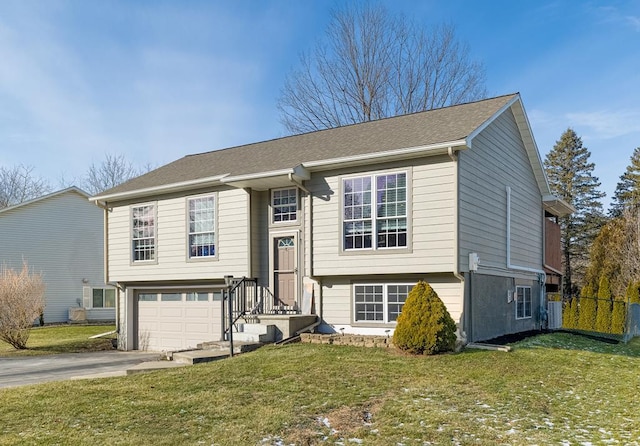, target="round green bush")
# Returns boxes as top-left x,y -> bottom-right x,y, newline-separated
392,281 -> 457,355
